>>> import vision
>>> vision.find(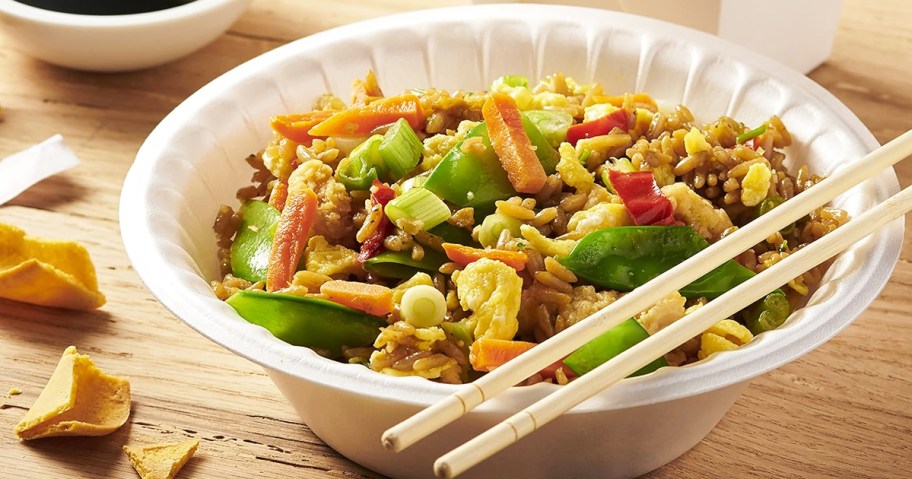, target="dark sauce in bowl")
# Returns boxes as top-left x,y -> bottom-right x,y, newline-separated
13,0 -> 196,15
